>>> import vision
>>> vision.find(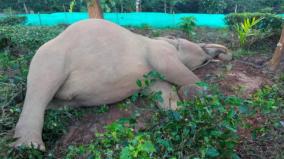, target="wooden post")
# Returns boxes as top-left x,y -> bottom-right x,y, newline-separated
87,0 -> 103,19
268,28 -> 284,71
